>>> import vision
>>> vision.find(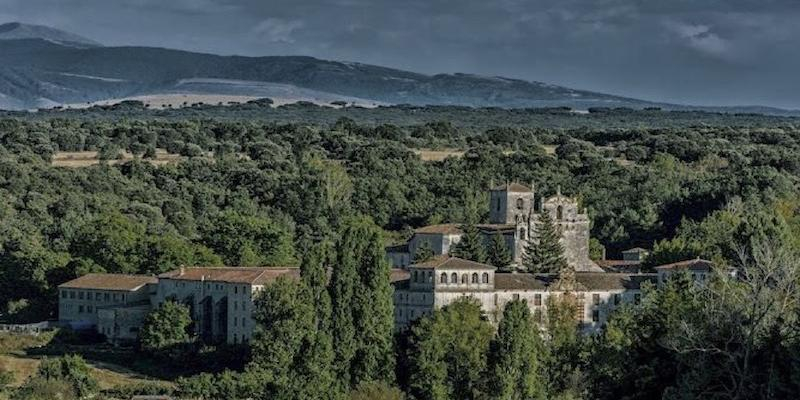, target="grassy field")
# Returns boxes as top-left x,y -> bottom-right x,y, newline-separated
0,332 -> 170,394
51,149 -> 189,168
